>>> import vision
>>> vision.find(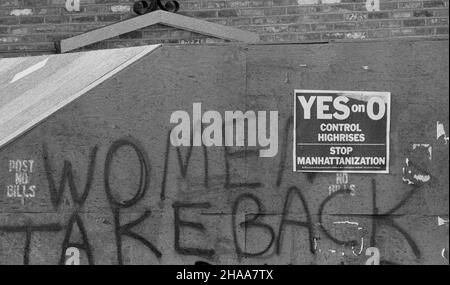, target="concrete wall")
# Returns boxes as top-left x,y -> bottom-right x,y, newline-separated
0,0 -> 449,57
0,40 -> 448,265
